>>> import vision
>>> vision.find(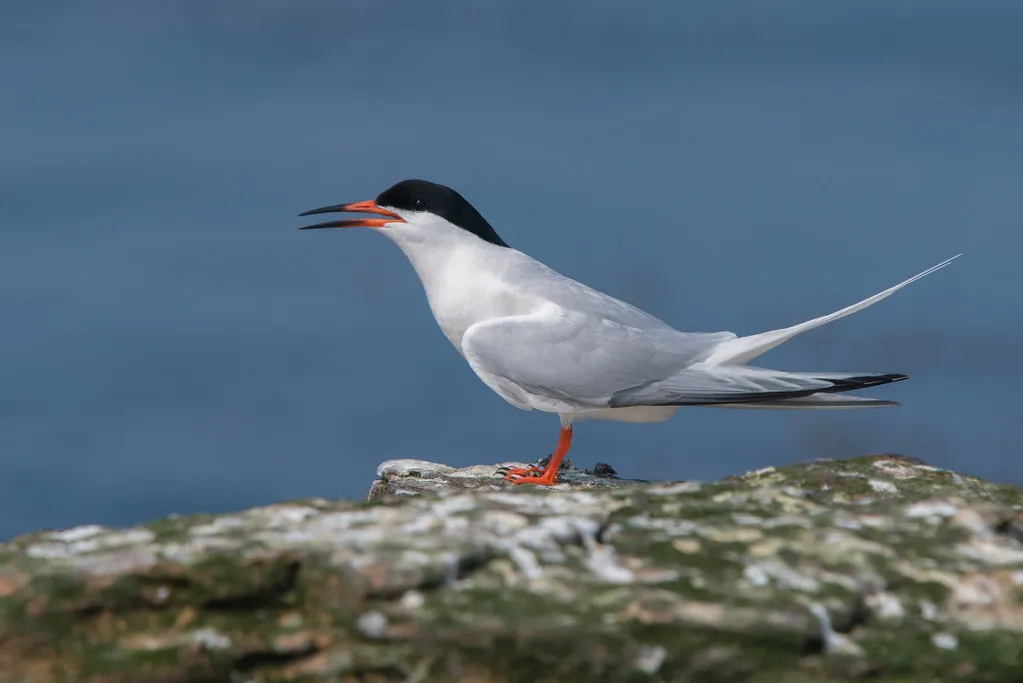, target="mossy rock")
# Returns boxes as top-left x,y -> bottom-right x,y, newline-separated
1,454 -> 1022,682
